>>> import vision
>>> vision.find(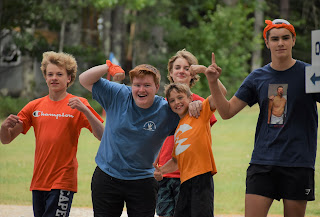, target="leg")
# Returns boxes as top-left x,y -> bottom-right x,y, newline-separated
44,189 -> 74,217
190,173 -> 214,217
32,190 -> 47,217
156,178 -> 180,217
245,194 -> 273,217
277,167 -> 314,217
283,199 -> 307,217
125,177 -> 159,217
91,166 -> 124,217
